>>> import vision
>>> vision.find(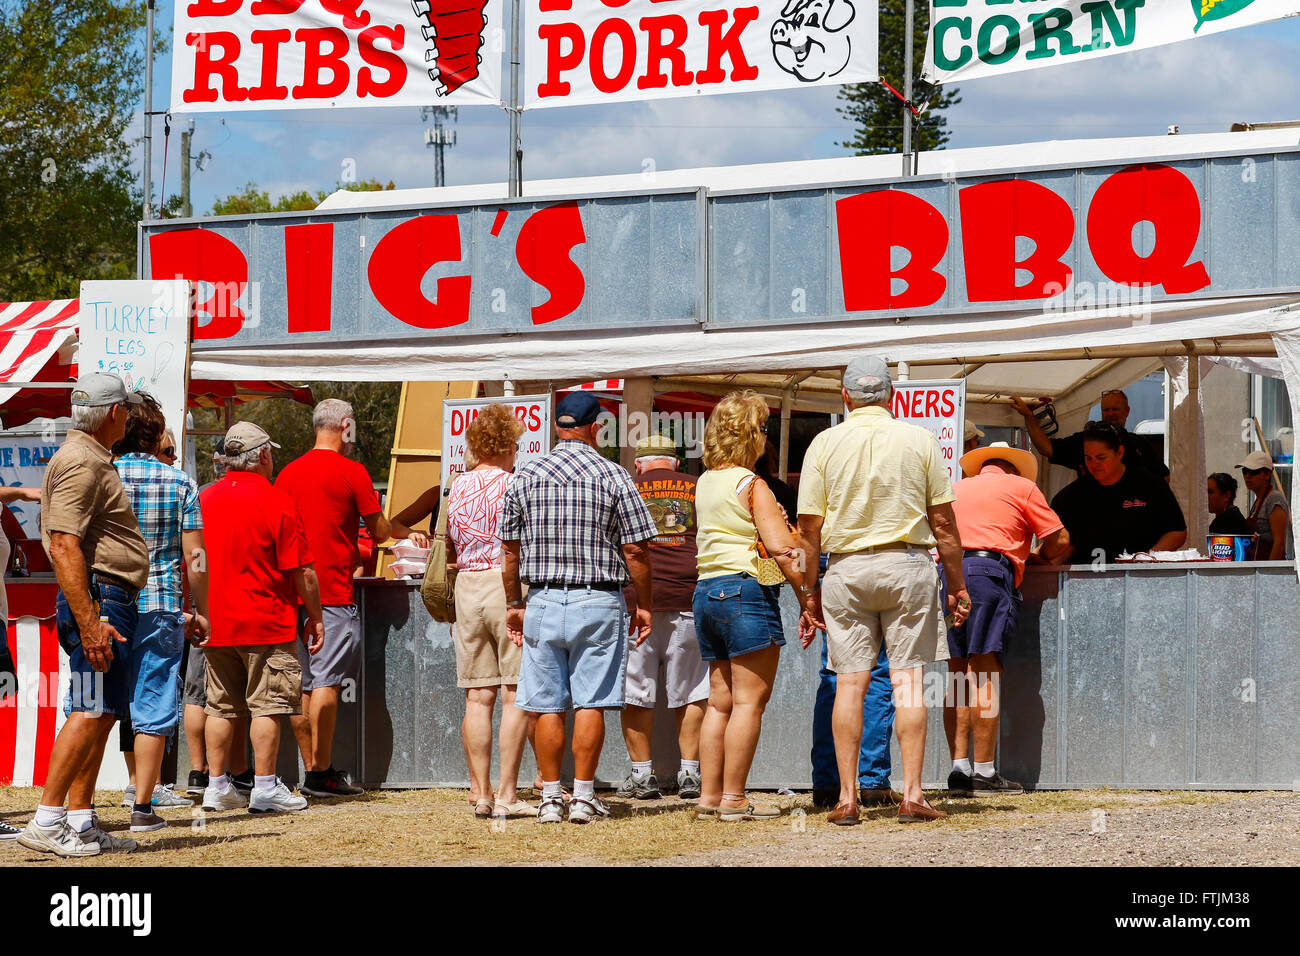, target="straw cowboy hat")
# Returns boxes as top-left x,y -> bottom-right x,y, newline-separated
960,441 -> 1038,483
